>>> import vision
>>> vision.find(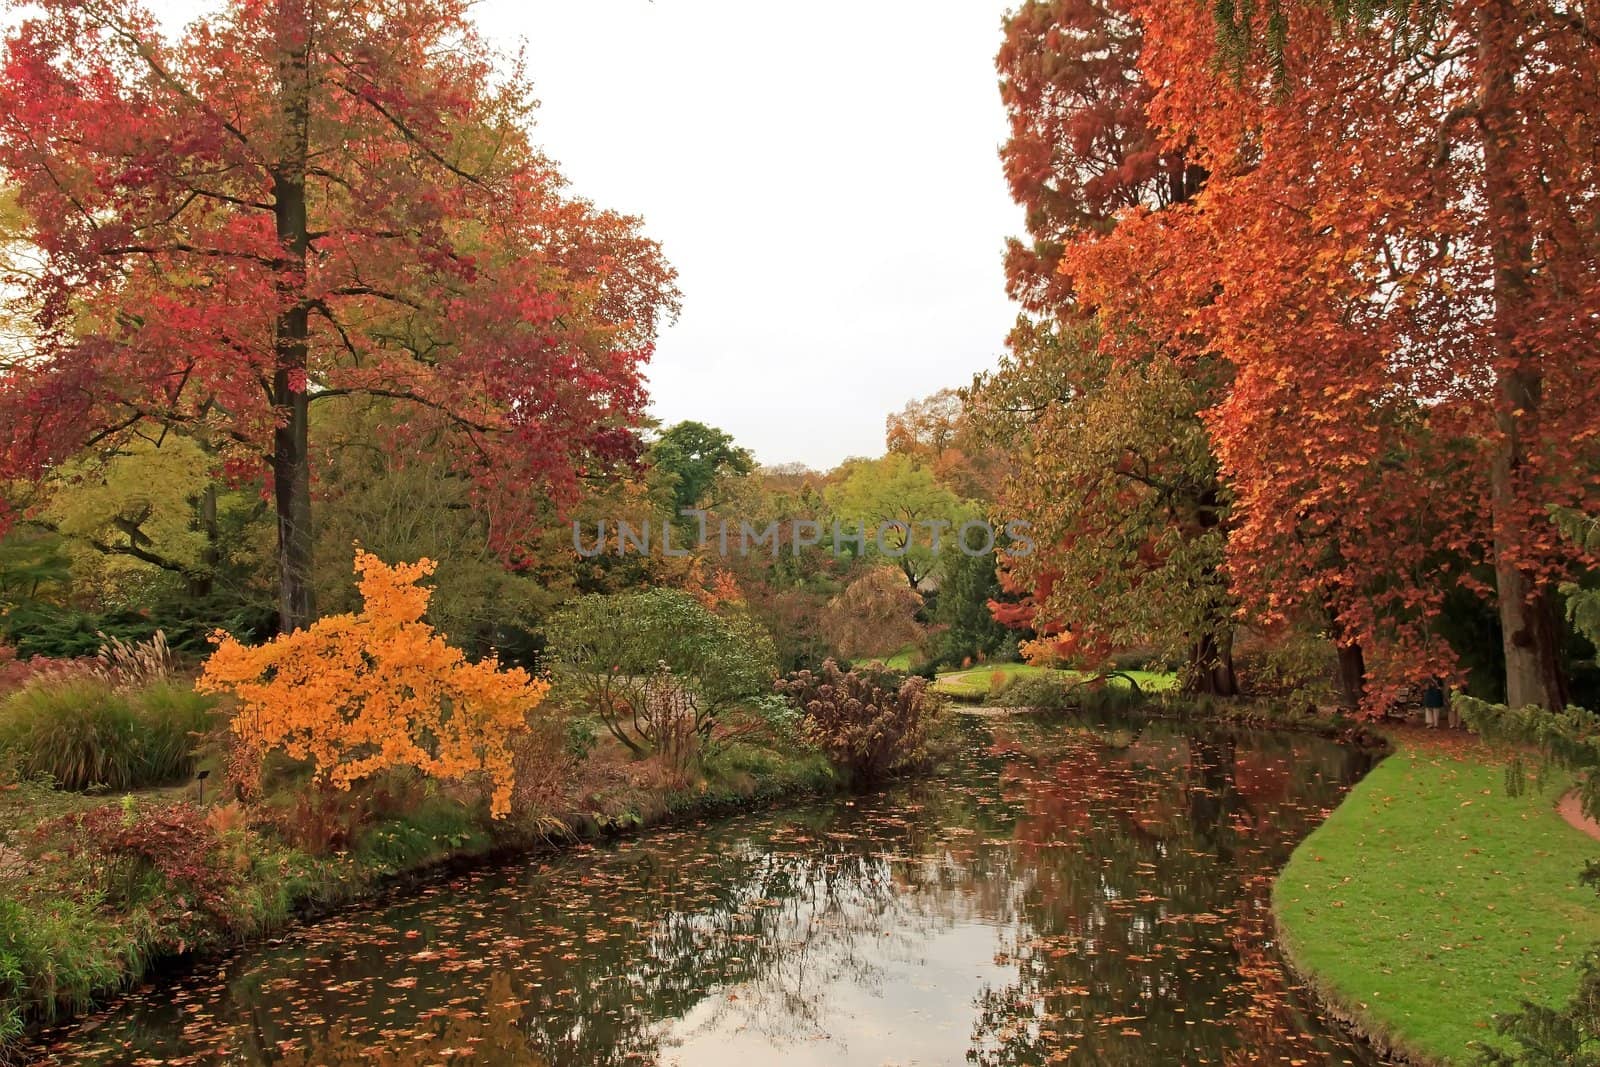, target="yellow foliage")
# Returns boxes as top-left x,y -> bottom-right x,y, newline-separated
197,549 -> 547,817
